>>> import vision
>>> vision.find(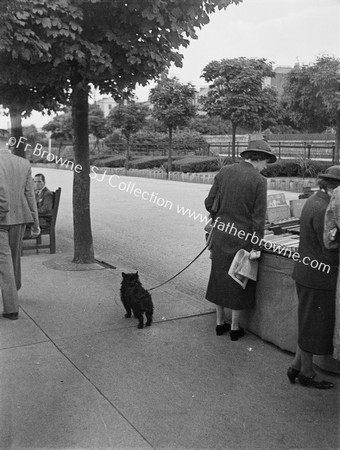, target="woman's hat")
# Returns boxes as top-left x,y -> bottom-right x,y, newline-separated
318,165 -> 340,181
240,140 -> 277,163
